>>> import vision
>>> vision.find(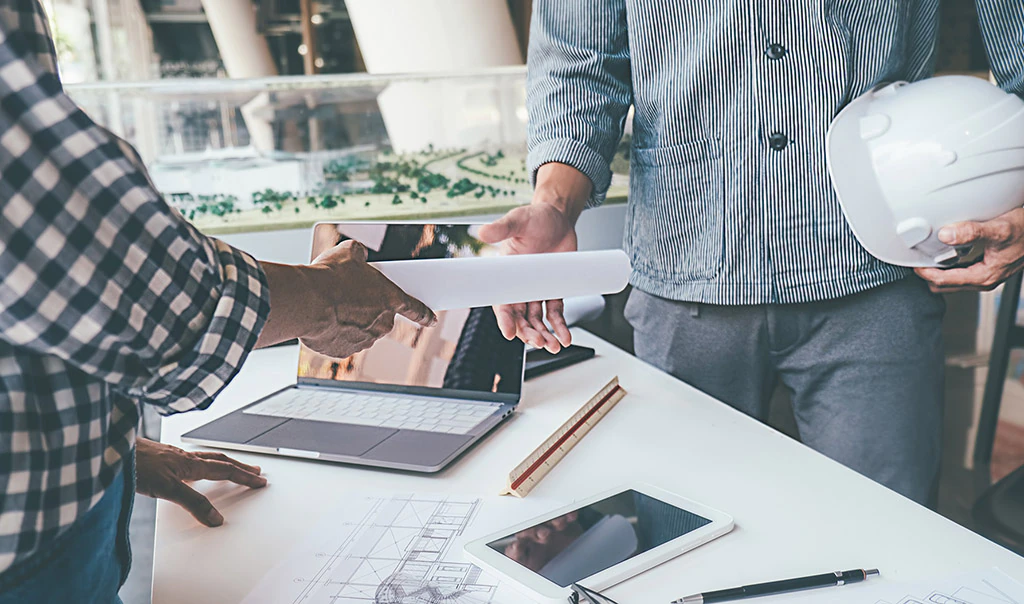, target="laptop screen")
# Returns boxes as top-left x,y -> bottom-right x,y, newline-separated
298,223 -> 525,403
